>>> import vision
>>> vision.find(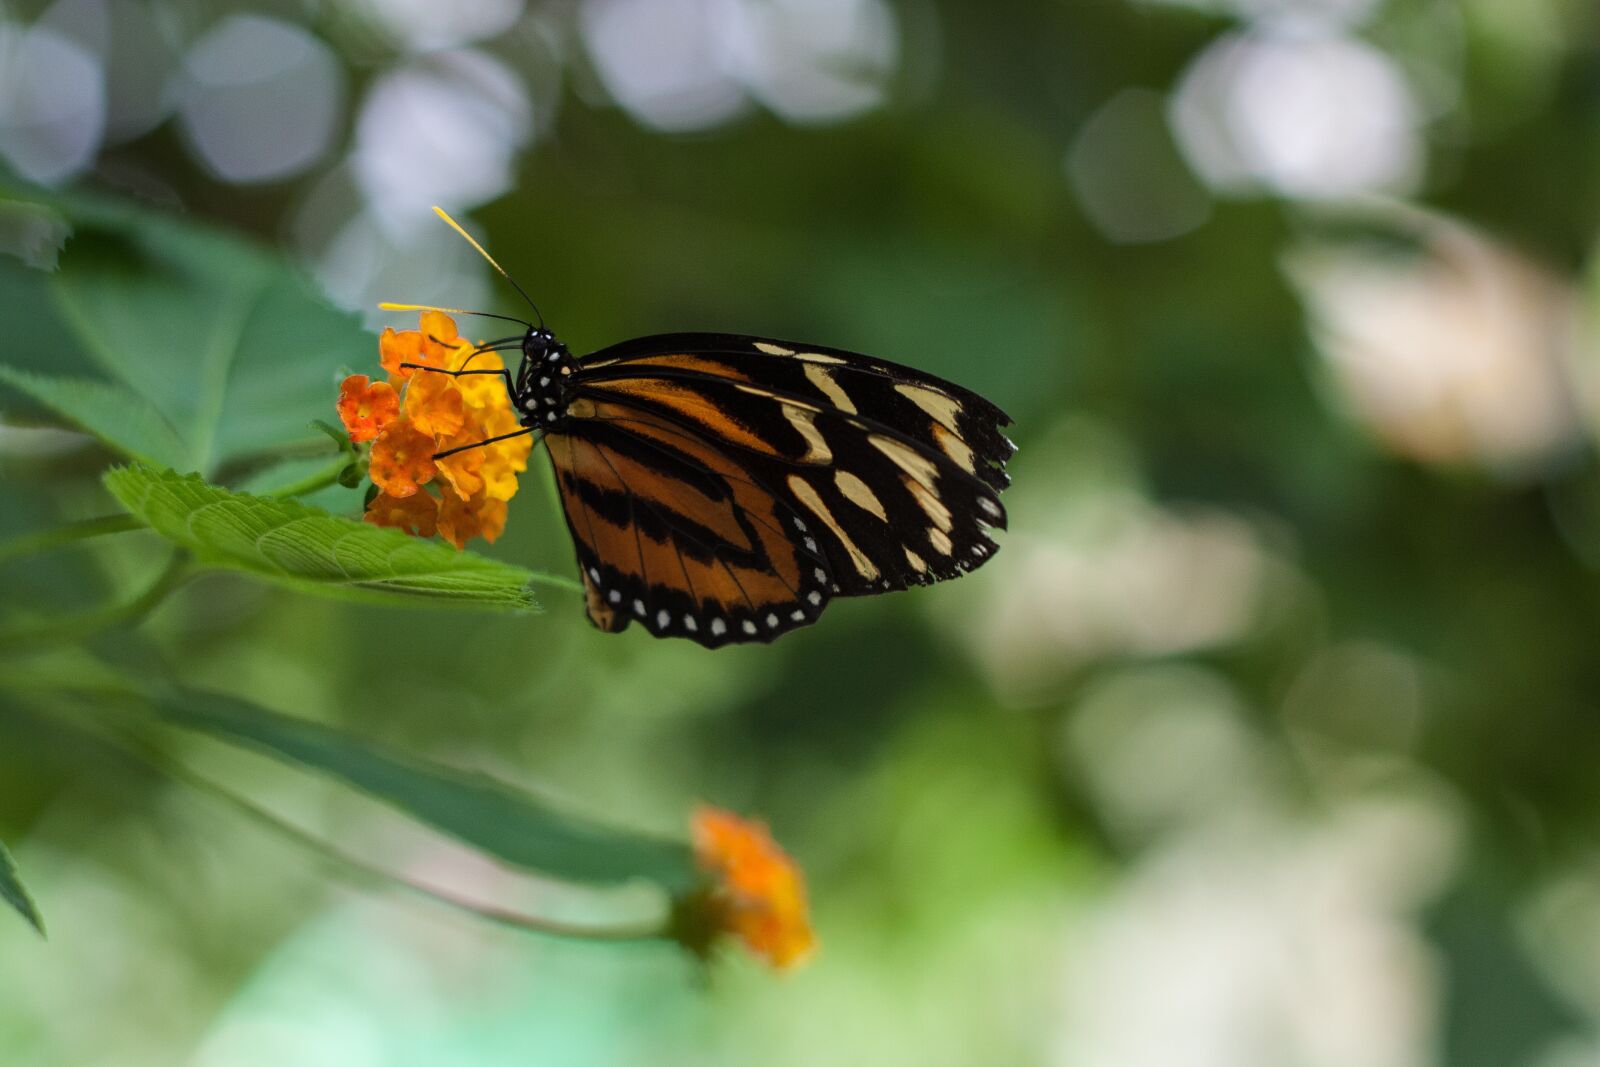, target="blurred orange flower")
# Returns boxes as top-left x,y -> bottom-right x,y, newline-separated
689,805 -> 816,970
336,375 -> 399,443
341,312 -> 532,549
